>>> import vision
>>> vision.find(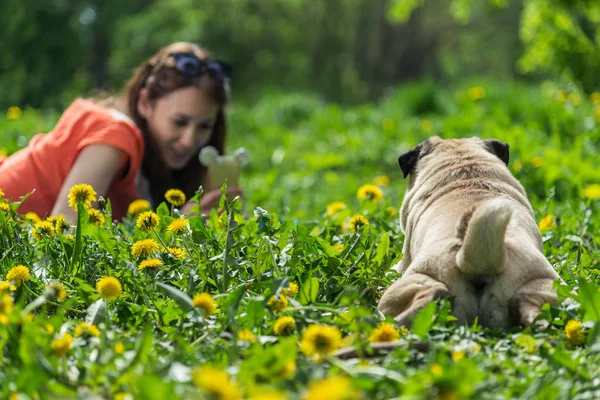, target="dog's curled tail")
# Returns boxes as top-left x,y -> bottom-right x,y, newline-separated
455,198 -> 513,276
